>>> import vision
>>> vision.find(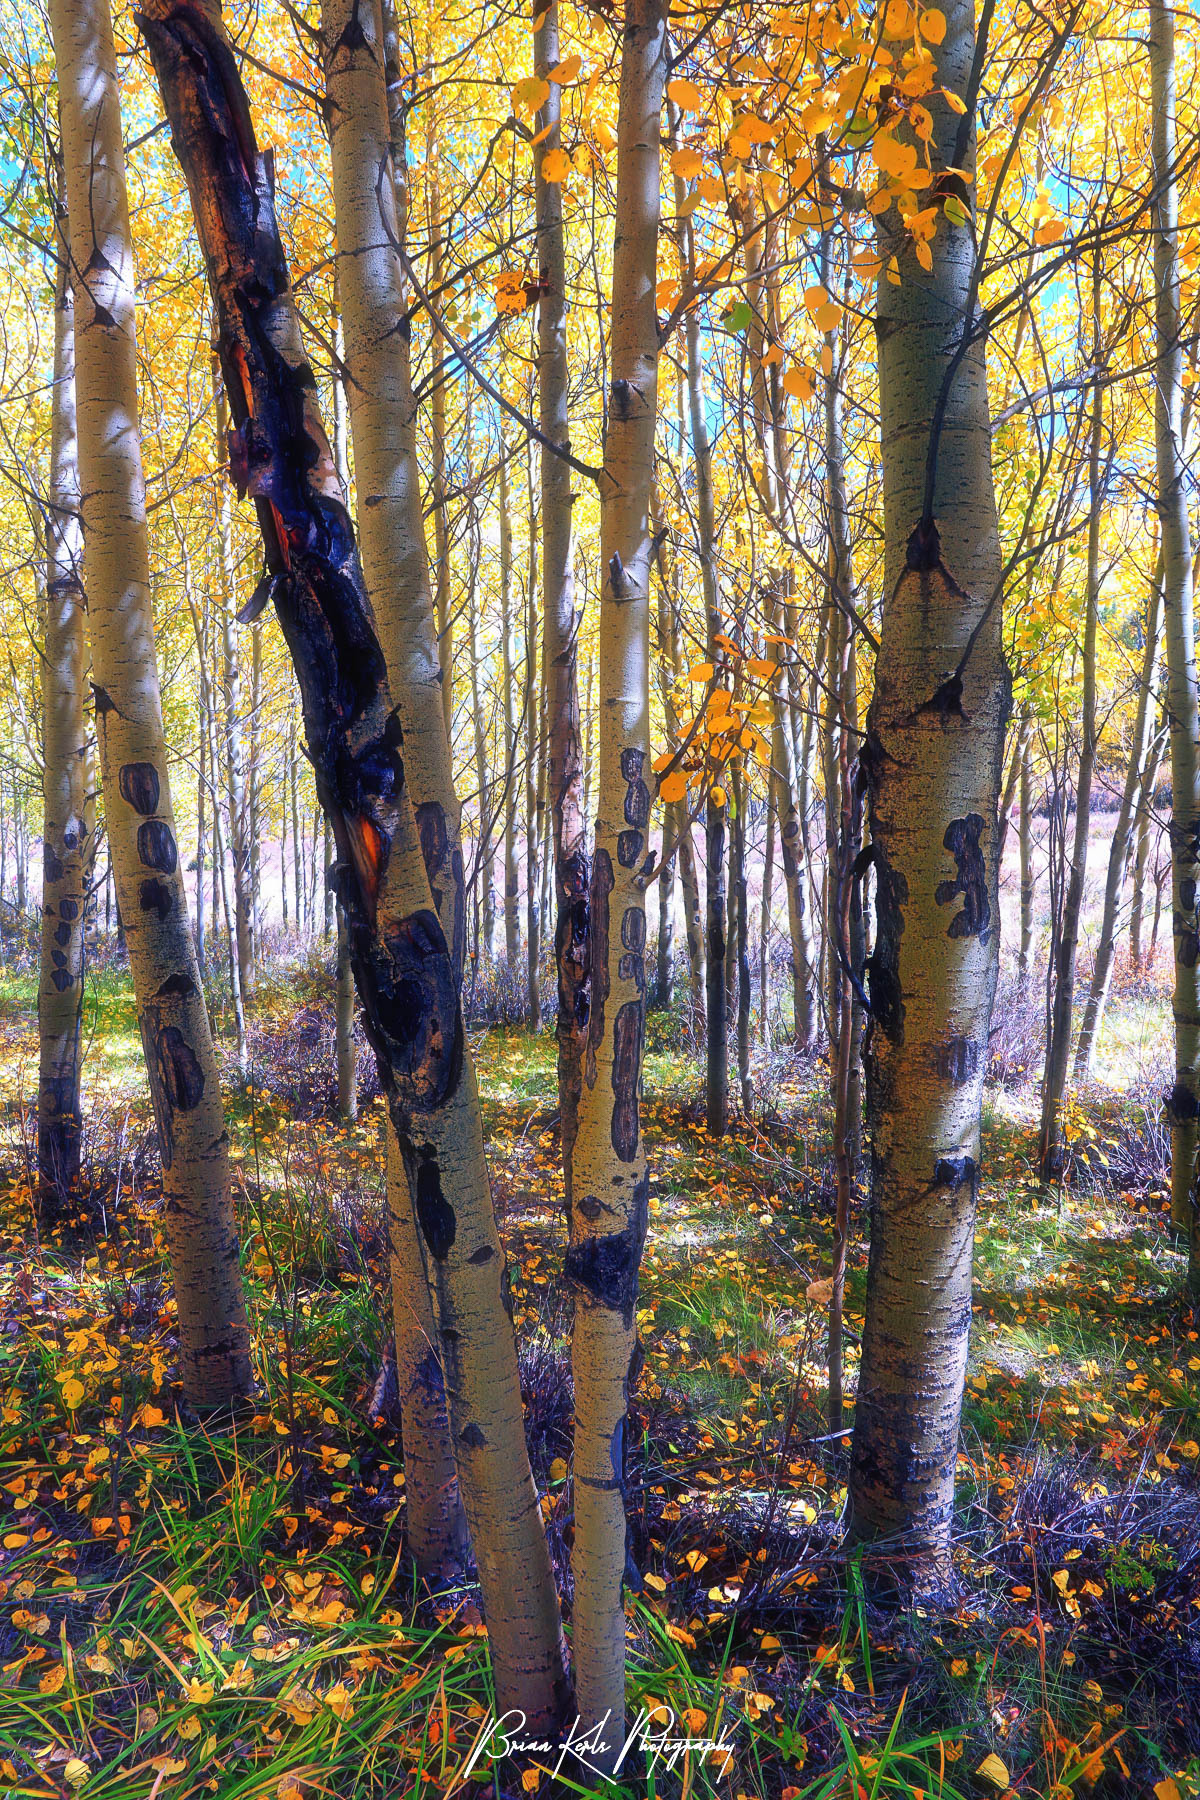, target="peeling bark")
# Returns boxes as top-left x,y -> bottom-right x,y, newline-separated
143,0 -> 566,1725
